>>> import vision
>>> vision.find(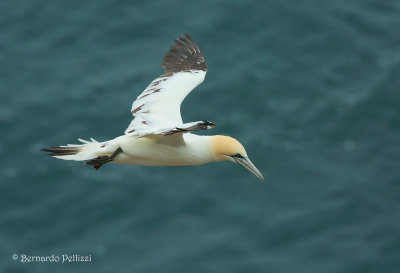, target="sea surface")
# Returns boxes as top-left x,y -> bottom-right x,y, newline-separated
1,0 -> 399,272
